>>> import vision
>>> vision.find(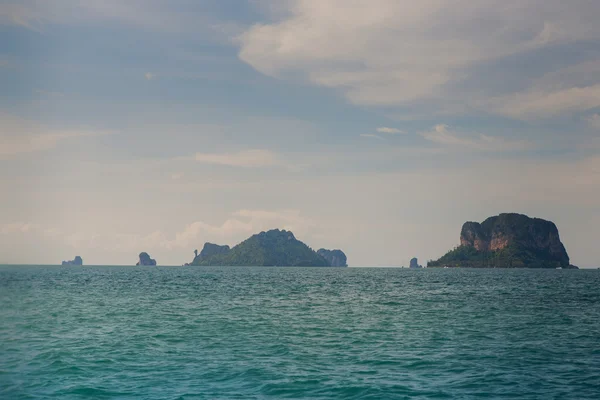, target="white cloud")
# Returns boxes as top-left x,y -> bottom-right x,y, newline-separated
491,84 -> 600,120
168,209 -> 316,249
376,127 -> 405,134
0,114 -> 114,158
421,124 -> 529,152
360,134 -> 384,140
195,149 -> 280,168
1,209 -> 318,264
144,72 -> 156,80
239,0 -> 600,119
0,222 -> 62,238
